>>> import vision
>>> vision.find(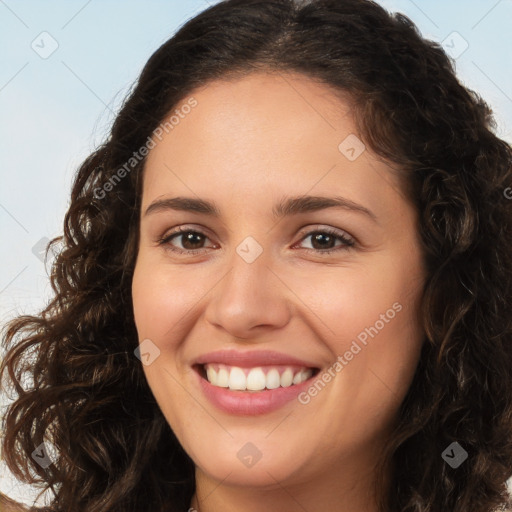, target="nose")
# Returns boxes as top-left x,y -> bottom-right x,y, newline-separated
203,248 -> 292,339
